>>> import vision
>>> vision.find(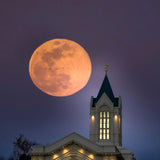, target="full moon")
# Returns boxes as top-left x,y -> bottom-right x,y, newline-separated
29,39 -> 92,97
